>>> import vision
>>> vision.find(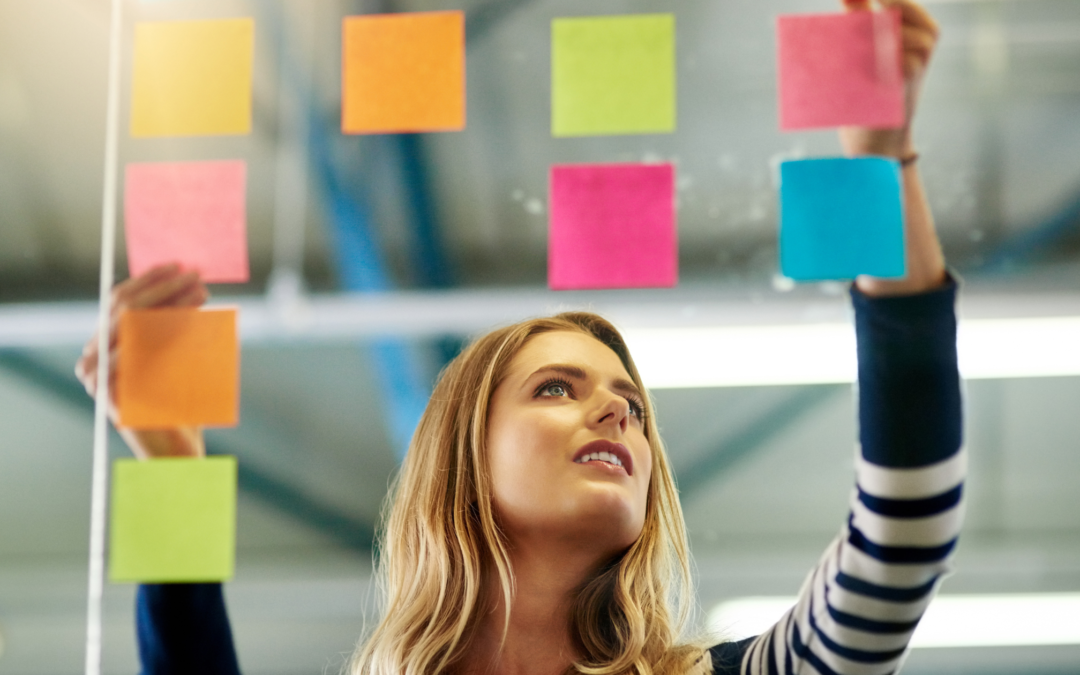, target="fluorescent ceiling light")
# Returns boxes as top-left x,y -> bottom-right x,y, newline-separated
2,295 -> 1079,388
707,593 -> 1080,648
625,316 -> 1080,388
625,324 -> 856,388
